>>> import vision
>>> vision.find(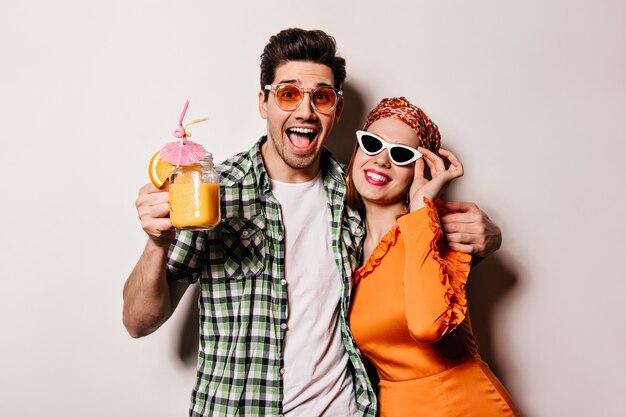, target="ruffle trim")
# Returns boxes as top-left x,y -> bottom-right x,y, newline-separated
353,222 -> 401,286
353,198 -> 472,331
426,198 -> 472,331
